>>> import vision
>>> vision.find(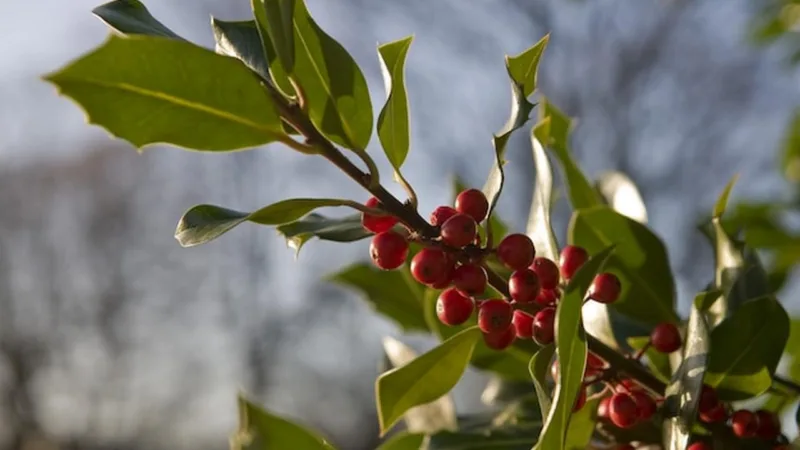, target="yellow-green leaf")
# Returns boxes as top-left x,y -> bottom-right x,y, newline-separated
232,394 -> 336,450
